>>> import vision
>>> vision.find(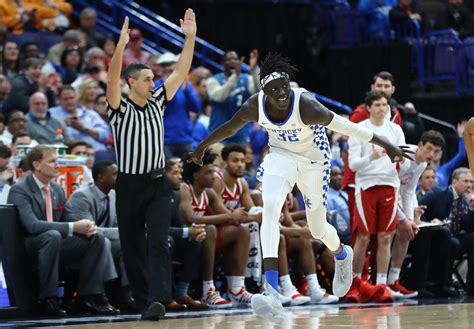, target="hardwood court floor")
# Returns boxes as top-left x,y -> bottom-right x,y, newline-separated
2,298 -> 474,328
